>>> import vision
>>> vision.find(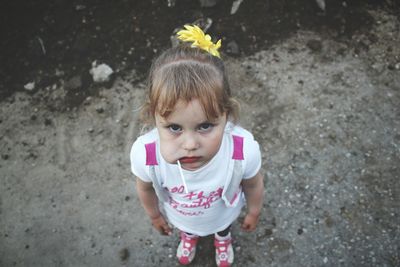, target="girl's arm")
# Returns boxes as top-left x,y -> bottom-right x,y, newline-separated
136,177 -> 172,235
241,171 -> 264,232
